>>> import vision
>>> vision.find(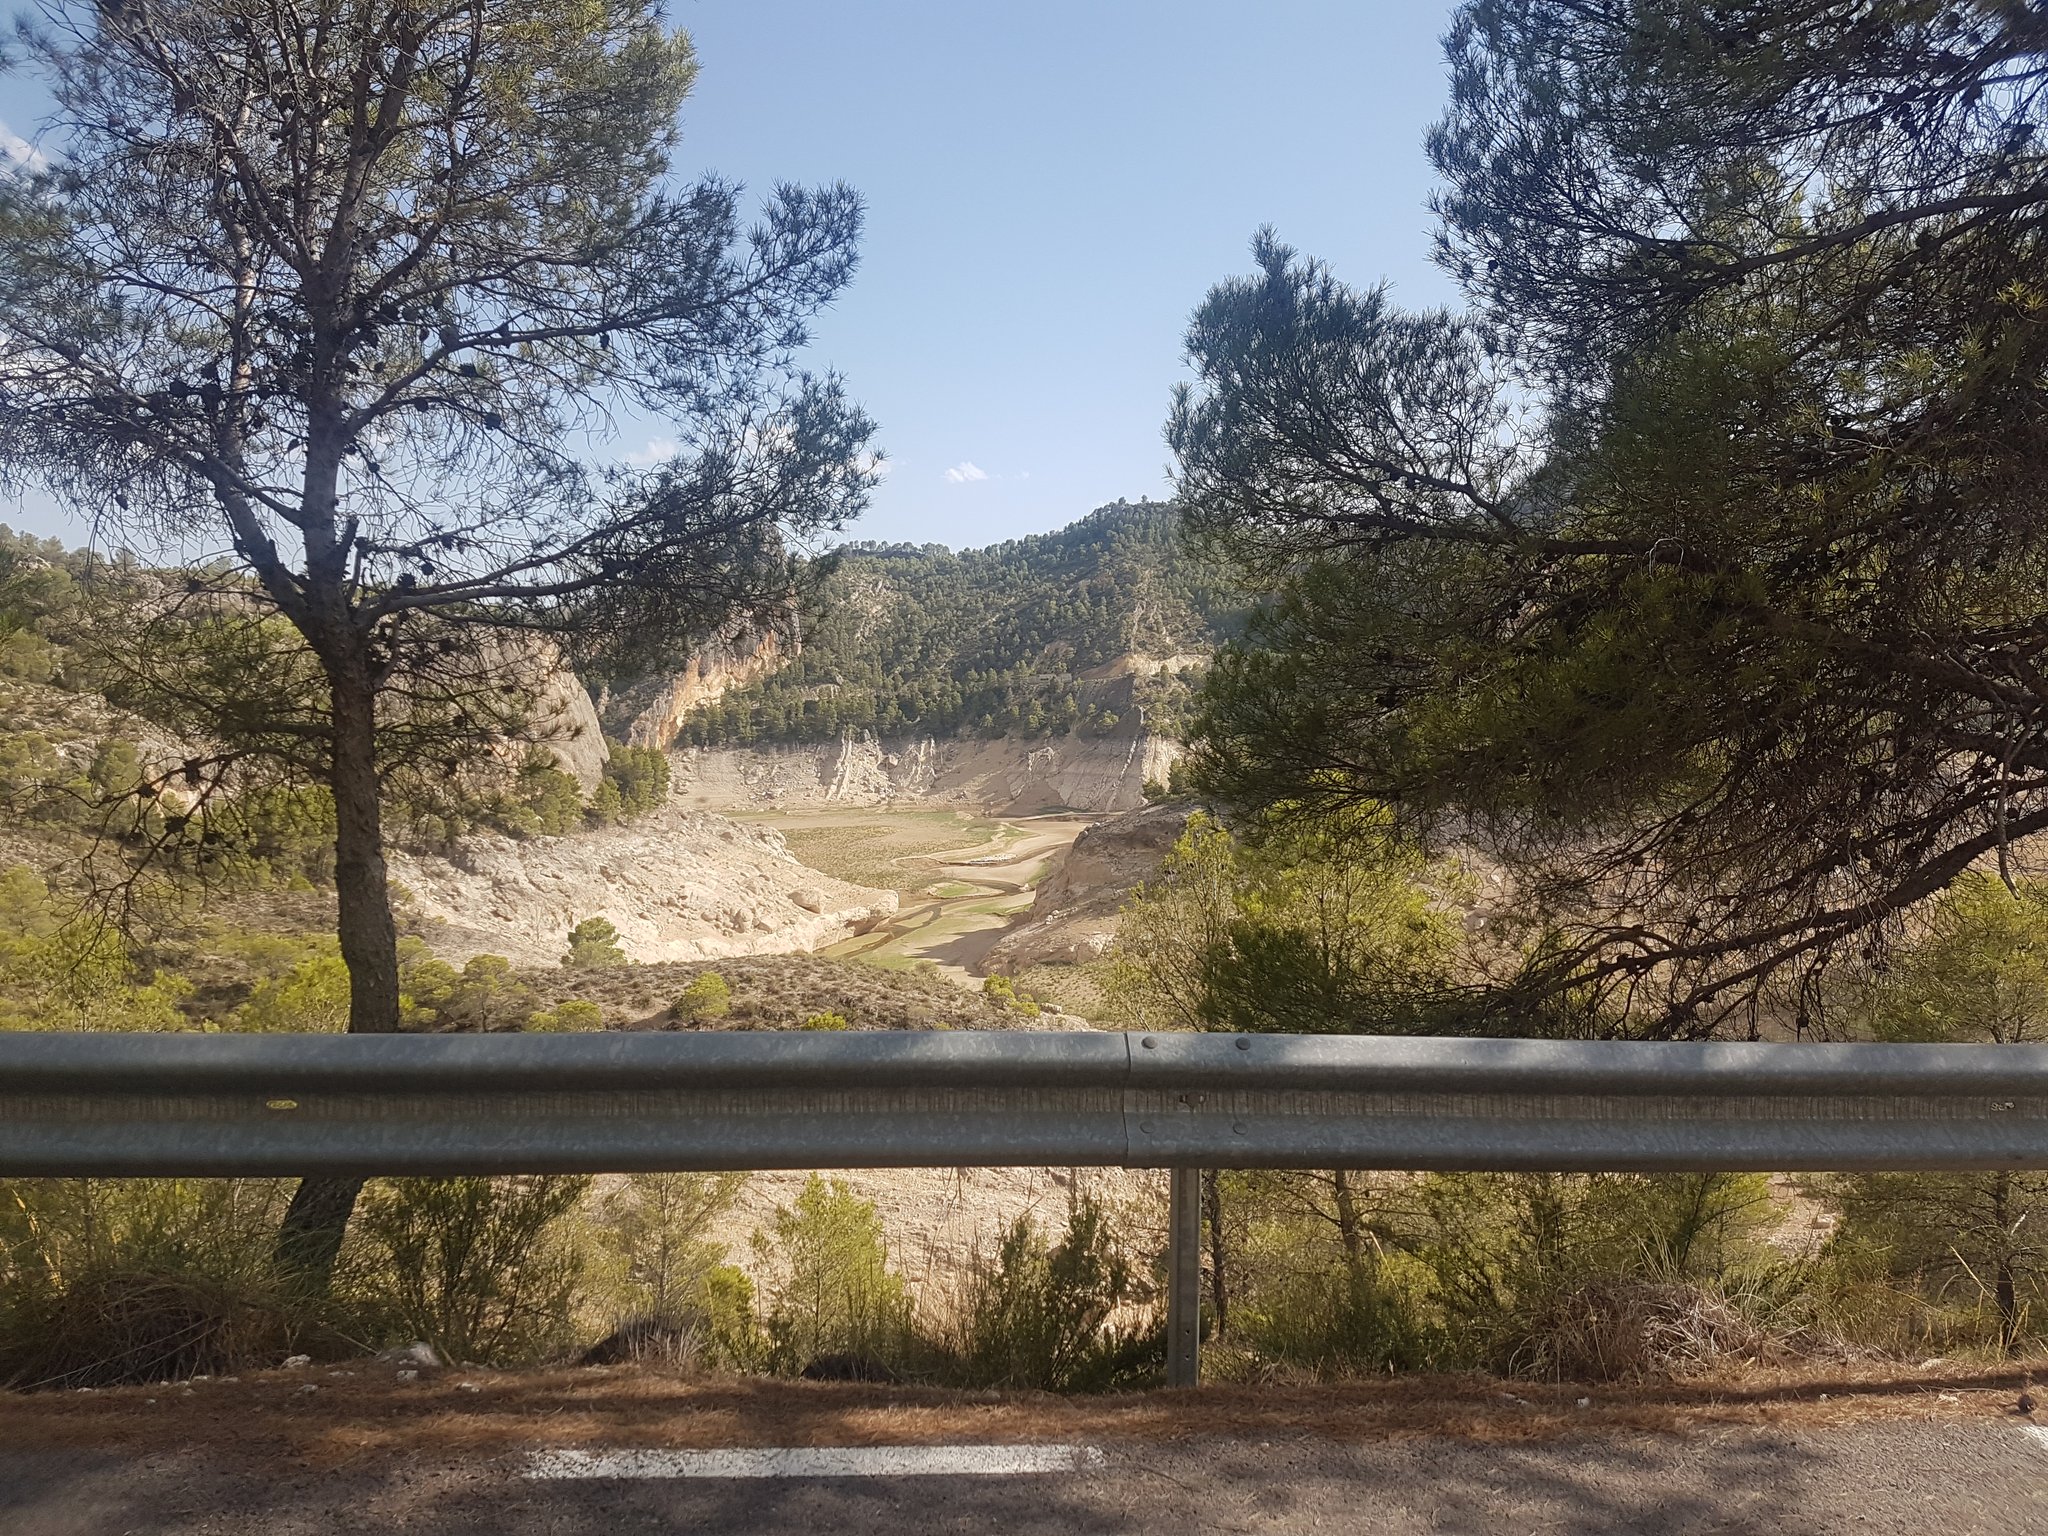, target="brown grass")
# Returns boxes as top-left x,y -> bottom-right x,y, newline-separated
1509,1278 -> 1867,1383
4,1359 -> 2041,1467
